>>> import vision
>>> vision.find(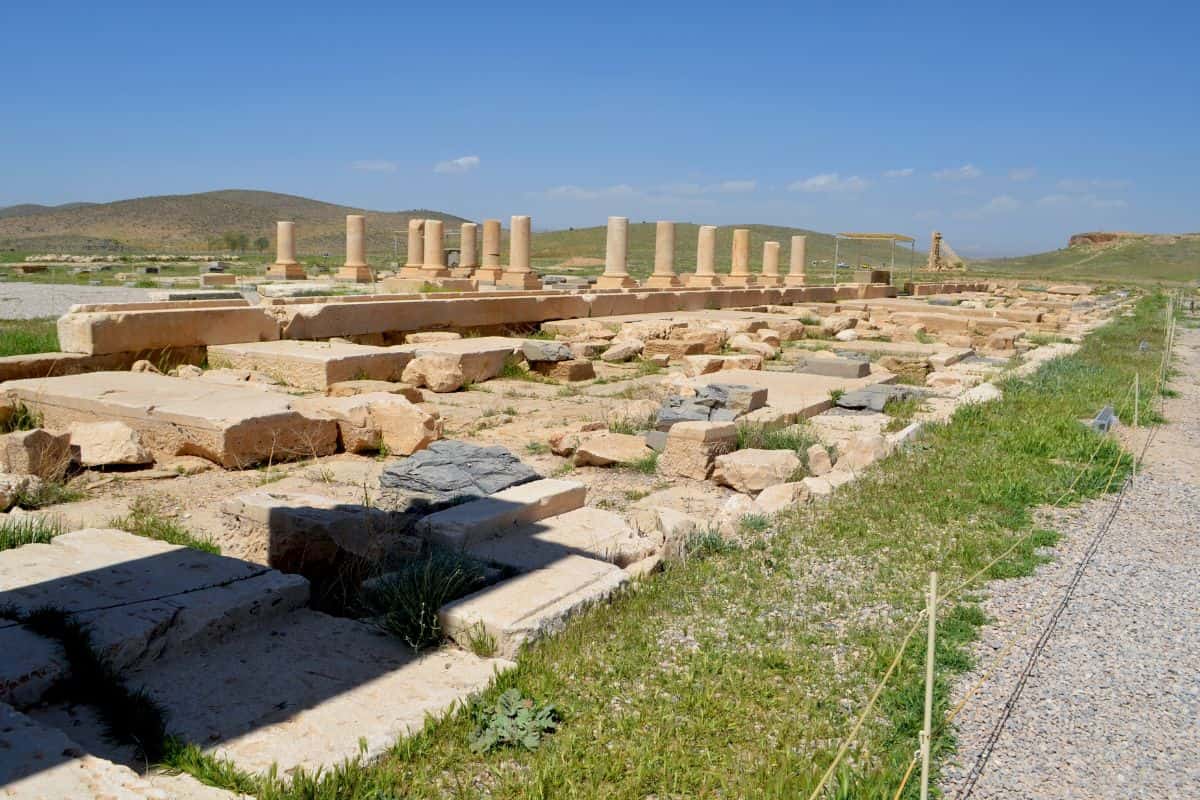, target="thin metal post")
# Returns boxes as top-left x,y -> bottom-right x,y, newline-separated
1134,372 -> 1140,430
920,571 -> 938,800
833,237 -> 840,287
